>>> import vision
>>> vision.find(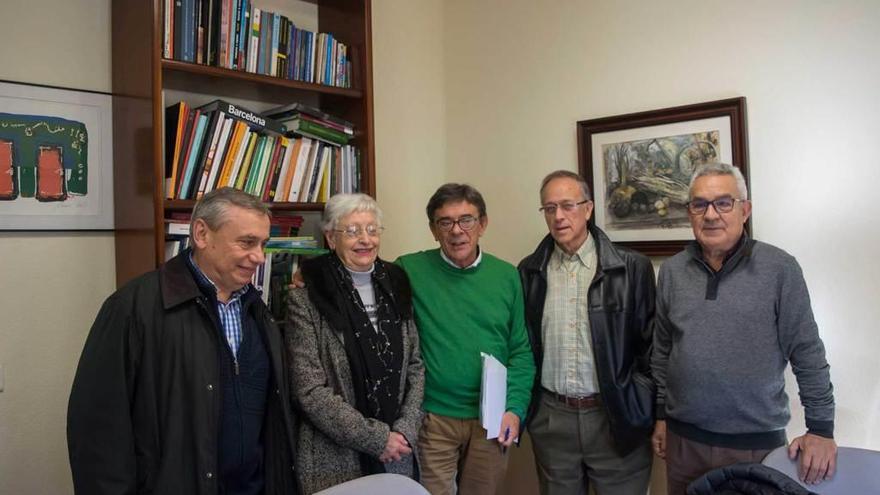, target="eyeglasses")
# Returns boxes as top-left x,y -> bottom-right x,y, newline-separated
434,215 -> 480,232
539,200 -> 590,216
334,224 -> 385,238
686,196 -> 747,215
